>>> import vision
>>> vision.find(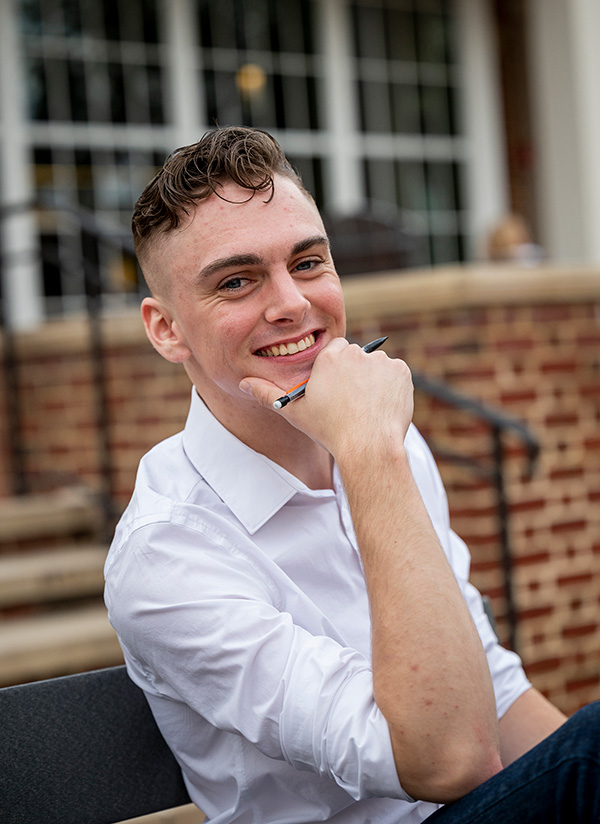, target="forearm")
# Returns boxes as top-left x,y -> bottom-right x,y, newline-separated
498,687 -> 567,766
337,439 -> 502,801
241,339 -> 503,799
